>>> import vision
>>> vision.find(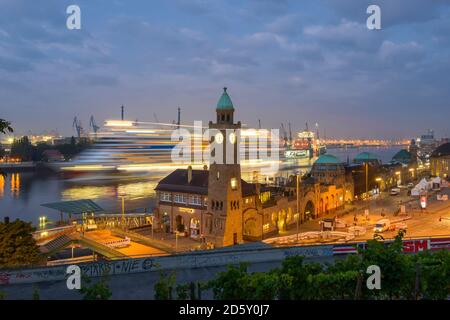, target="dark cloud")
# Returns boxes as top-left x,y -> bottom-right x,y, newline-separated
1,0 -> 450,139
